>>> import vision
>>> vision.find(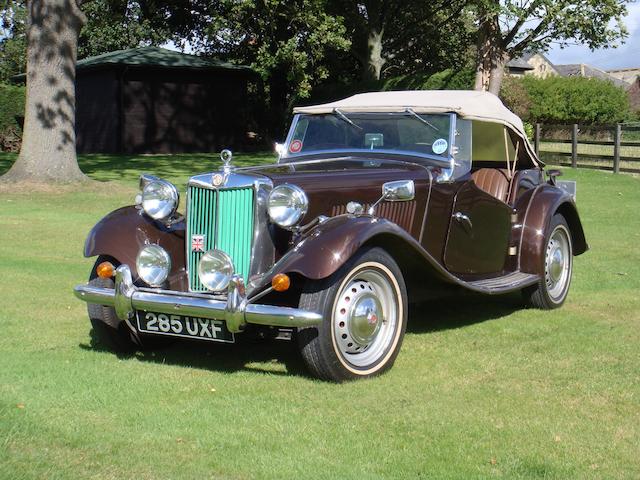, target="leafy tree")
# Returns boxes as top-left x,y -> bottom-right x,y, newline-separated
202,0 -> 351,138
0,0 -> 26,83
327,0 -> 473,81
472,0 -> 631,95
1,0 -> 208,183
78,1 -> 171,58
